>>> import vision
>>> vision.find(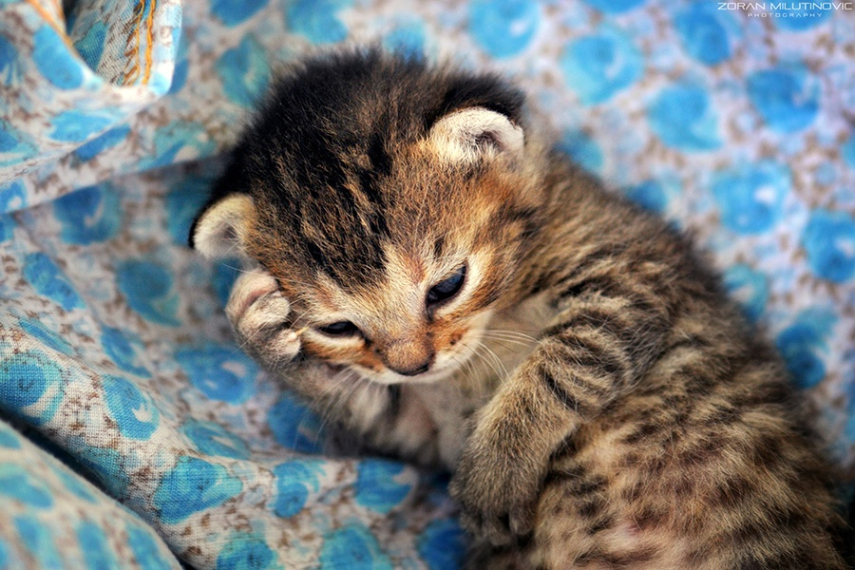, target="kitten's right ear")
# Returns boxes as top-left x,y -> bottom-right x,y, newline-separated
190,193 -> 256,259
